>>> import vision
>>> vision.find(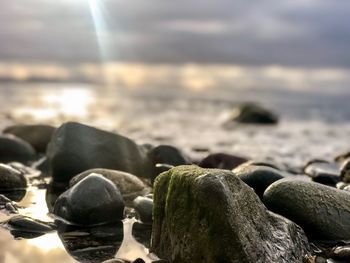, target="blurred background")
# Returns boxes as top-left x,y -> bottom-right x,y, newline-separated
1,1 -> 350,262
